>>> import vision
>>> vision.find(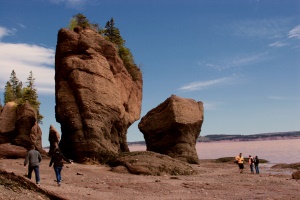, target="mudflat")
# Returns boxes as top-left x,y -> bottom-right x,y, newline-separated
0,158 -> 299,200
